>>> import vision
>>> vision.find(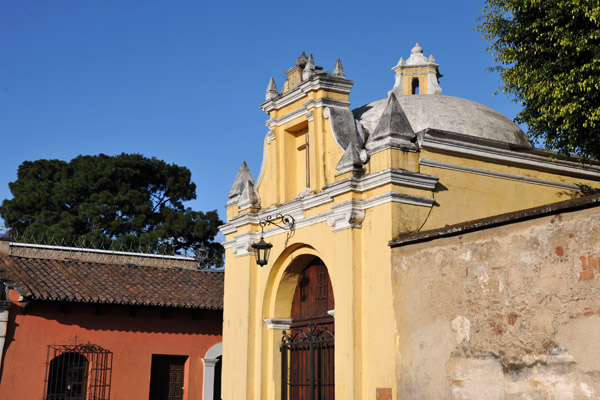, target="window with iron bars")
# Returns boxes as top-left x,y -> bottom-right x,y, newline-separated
43,342 -> 113,400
